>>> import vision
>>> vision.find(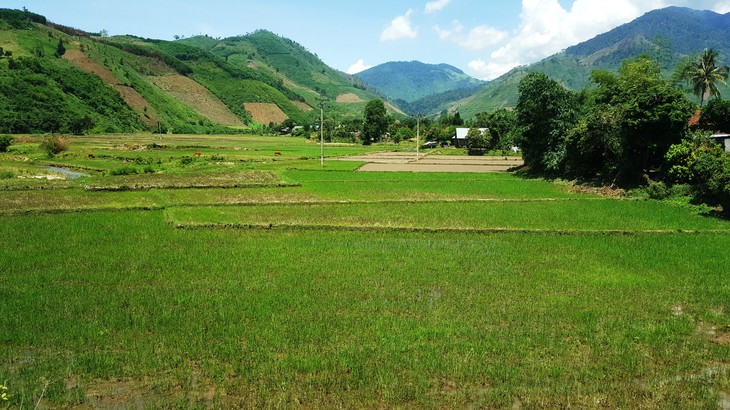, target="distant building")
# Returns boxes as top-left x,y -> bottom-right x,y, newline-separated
452,127 -> 487,148
709,134 -> 730,152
